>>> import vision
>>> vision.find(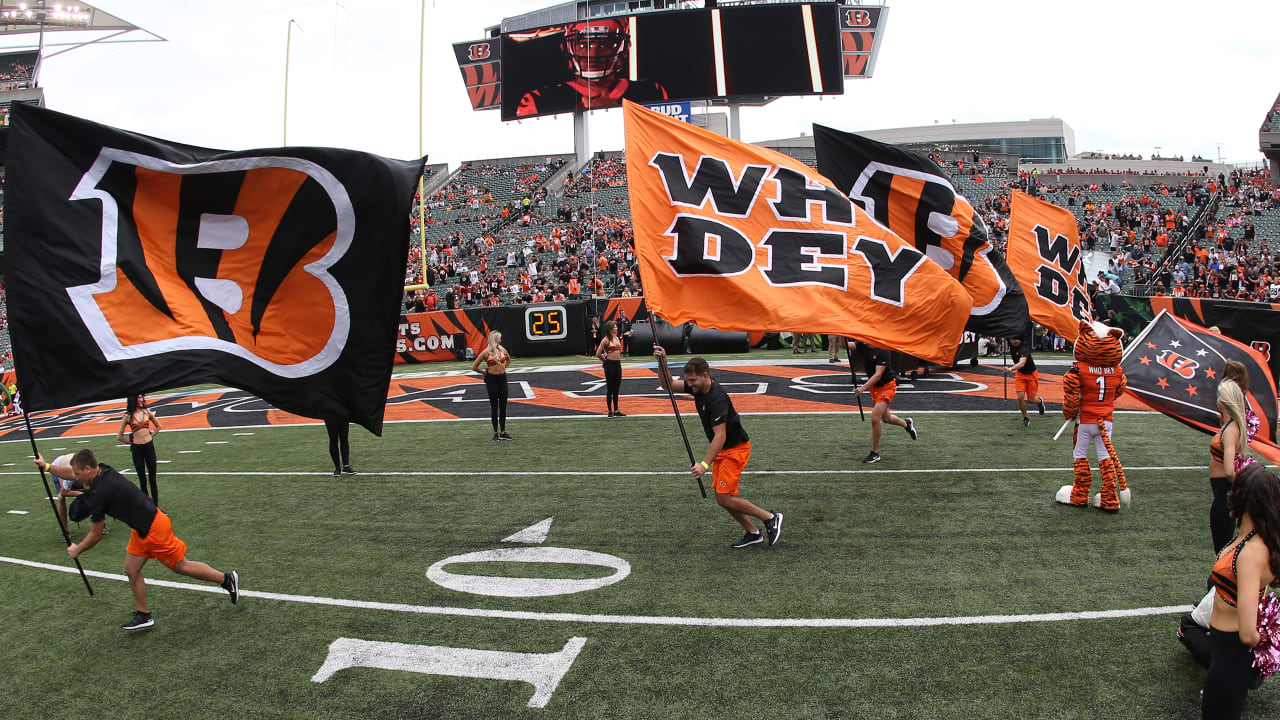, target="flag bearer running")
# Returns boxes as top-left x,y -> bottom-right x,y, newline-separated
36,449 -> 239,630
654,347 -> 782,548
